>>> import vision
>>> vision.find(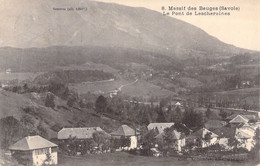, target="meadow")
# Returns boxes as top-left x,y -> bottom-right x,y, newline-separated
58,152 -> 256,166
